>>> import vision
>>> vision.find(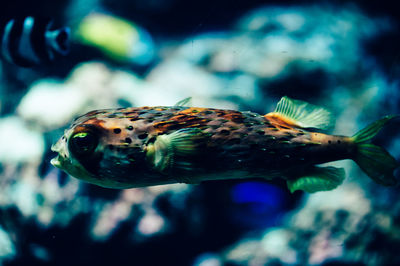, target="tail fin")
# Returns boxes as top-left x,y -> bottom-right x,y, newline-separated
351,115 -> 398,186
